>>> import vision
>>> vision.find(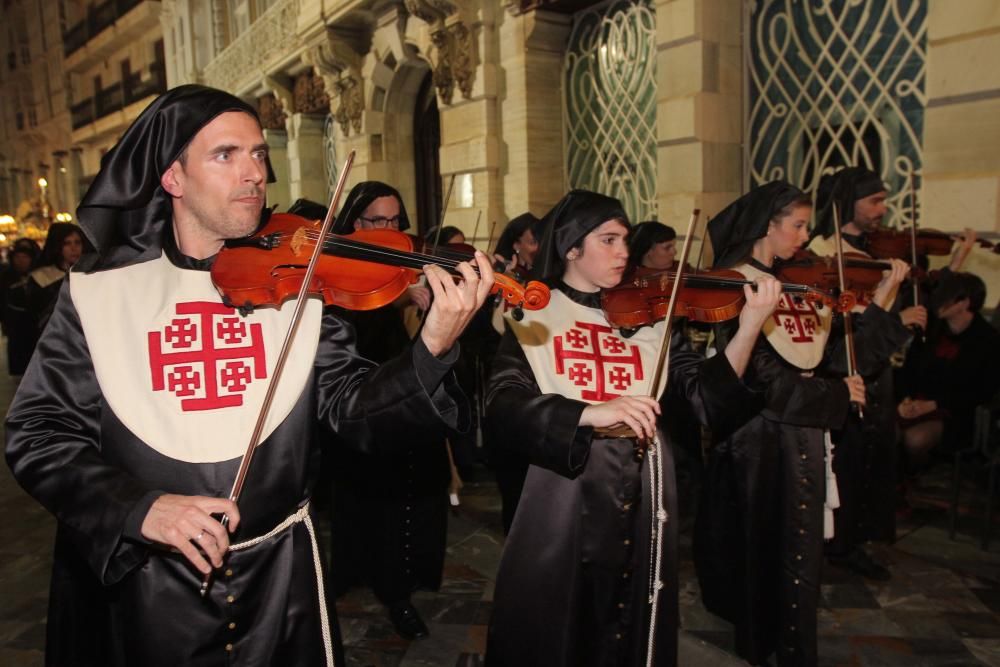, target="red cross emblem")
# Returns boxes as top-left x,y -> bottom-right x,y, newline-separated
772,294 -> 821,343
554,322 -> 644,401
148,302 -> 267,411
